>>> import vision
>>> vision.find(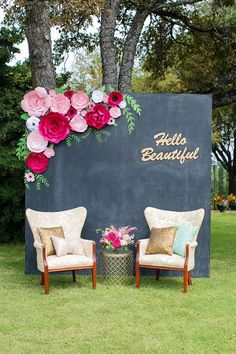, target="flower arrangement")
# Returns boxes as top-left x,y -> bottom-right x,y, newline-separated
17,86 -> 141,190
212,193 -> 236,211
97,225 -> 136,251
